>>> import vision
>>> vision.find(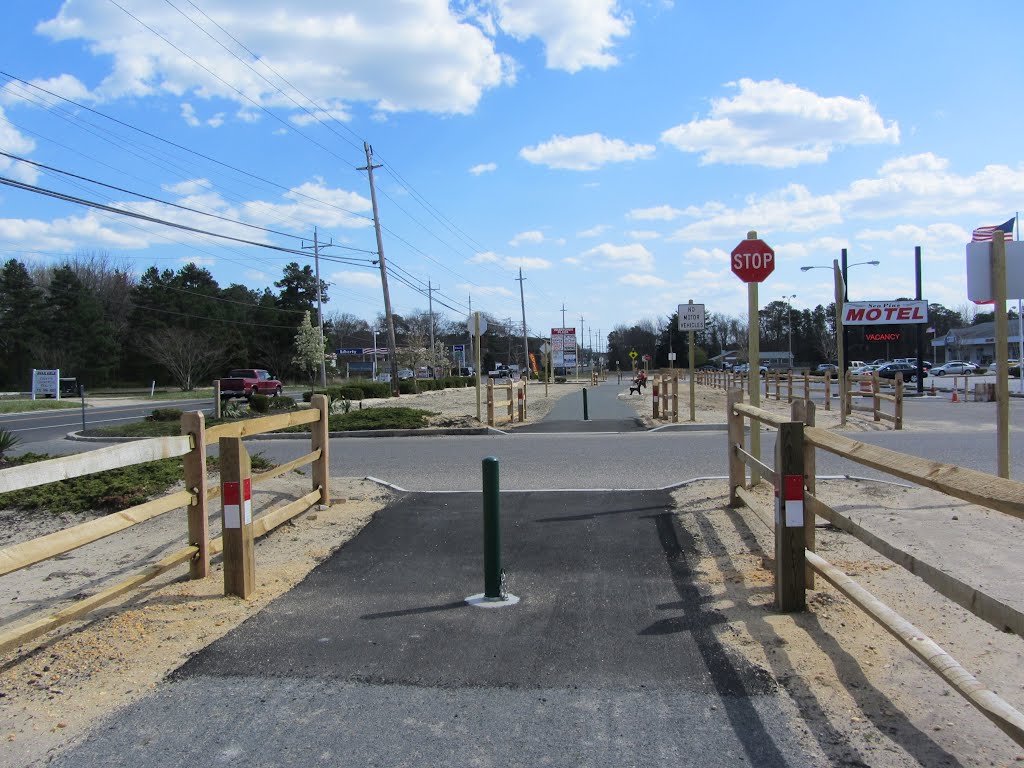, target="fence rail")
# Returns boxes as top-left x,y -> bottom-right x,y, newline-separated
726,392 -> 1024,748
0,395 -> 330,654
